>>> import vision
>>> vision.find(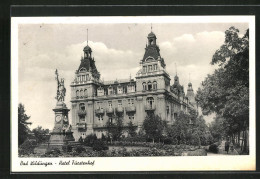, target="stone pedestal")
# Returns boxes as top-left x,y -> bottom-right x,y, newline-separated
48,102 -> 75,149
